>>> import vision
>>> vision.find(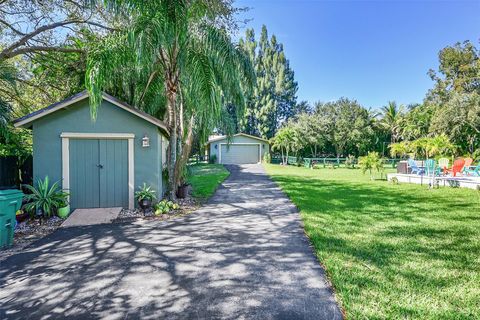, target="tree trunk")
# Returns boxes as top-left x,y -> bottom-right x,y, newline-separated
174,114 -> 195,188
167,90 -> 177,200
